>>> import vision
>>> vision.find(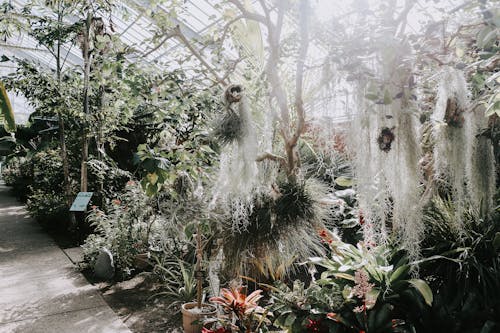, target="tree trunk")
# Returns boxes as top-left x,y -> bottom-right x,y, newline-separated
55,1 -> 76,230
80,11 -> 92,192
